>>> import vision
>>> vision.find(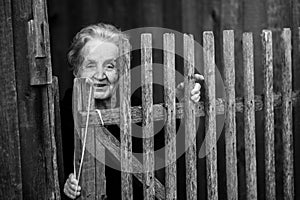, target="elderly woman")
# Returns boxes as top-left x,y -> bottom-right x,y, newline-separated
63,23 -> 203,199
